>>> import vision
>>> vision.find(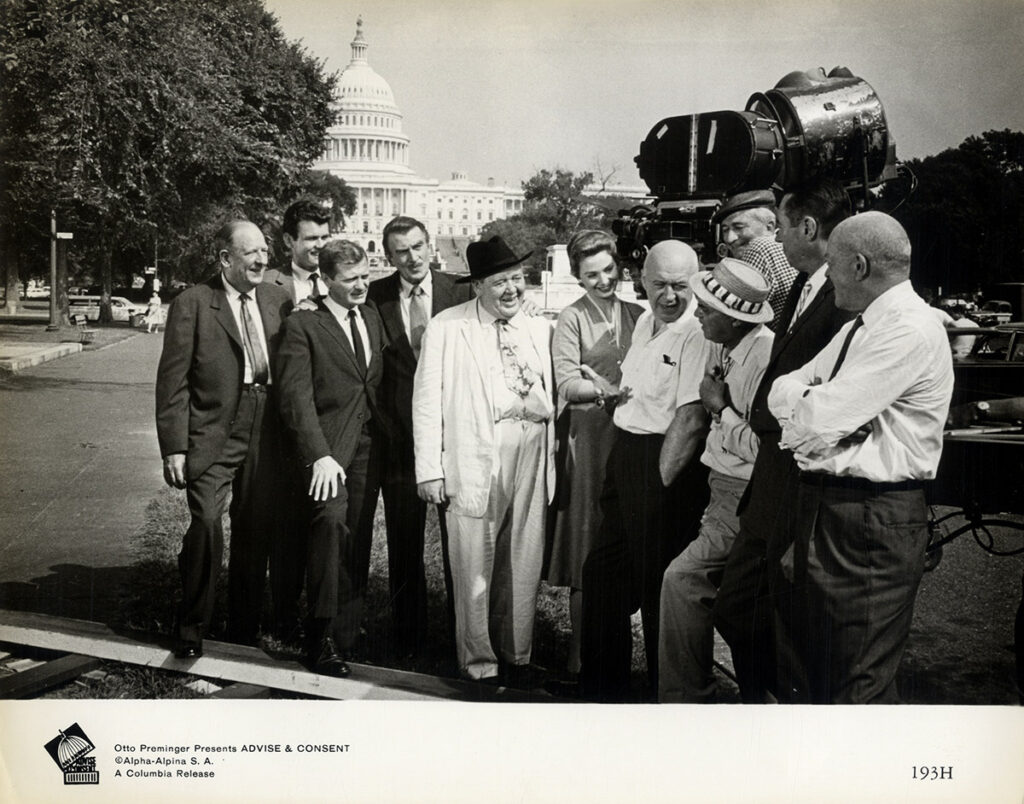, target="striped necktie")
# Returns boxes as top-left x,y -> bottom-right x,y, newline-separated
239,293 -> 269,384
